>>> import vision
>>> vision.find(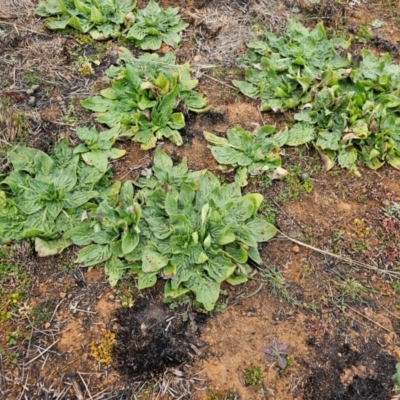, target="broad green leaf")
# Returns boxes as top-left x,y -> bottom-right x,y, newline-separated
338,148 -> 358,169
121,230 -> 139,254
226,274 -> 248,285
138,271 -> 158,289
204,255 -> 236,283
245,217 -> 277,242
76,244 -> 112,266
105,257 -> 126,286
63,222 -> 94,246
142,247 -> 169,273
64,190 -> 98,208
35,237 -> 72,257
164,280 -> 190,298
186,275 -> 220,311
286,123 -> 315,146
204,131 -> 230,146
